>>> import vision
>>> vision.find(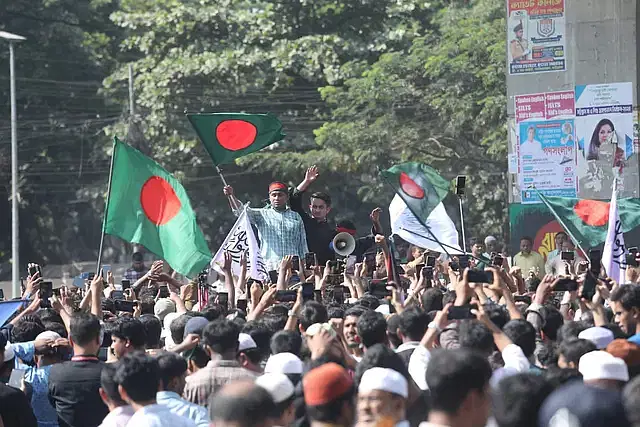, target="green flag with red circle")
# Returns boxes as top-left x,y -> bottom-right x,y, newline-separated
538,192 -> 640,248
104,137 -> 212,277
187,113 -> 286,166
381,162 -> 451,225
